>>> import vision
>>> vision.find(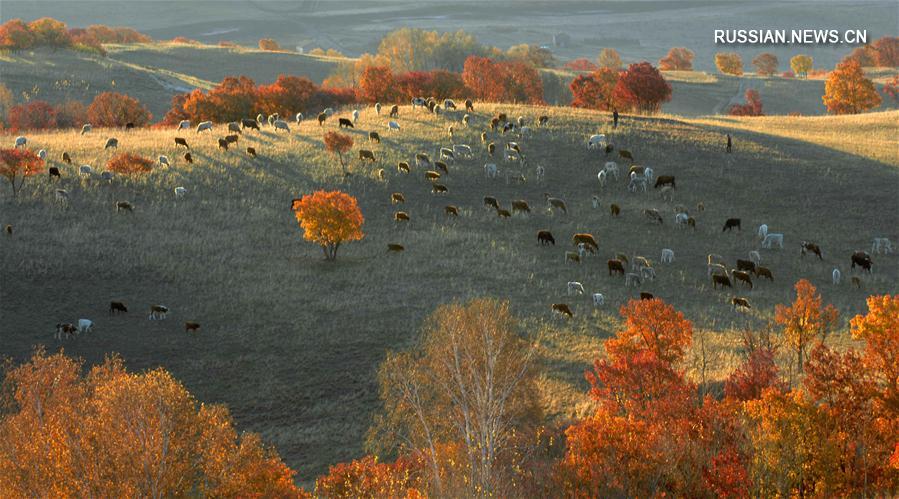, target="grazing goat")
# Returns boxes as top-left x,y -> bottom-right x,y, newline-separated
445,205 -> 459,216
708,254 -> 726,266
359,150 -> 376,162
659,185 -> 674,202
496,208 -> 511,218
78,319 -> 94,333
832,268 -> 841,285
597,170 -> 608,187
174,187 -> 187,198
175,137 -> 190,149
228,122 -> 242,134
732,297 -> 751,311
538,115 -> 549,126
104,138 -> 118,149
552,303 -> 573,319
435,161 -> 449,174
756,267 -> 774,281
158,155 -> 170,167
240,118 -> 259,131
567,281 -> 585,295
109,301 -> 128,314
661,249 -> 674,263
712,274 -> 732,289
115,201 -> 134,213
465,99 -> 474,112
610,204 -> 621,216
81,123 -> 93,135
544,194 -> 567,214
55,189 -> 69,206
732,270 -> 753,289
374,103 -> 382,115
736,259 -> 756,273
537,230 -> 555,246
487,142 -> 496,155
604,161 -> 619,179
592,293 -> 605,306
592,195 -> 600,209
444,99 -> 456,110
572,233 -> 599,253
37,149 -> 47,160
708,263 -> 728,278
387,244 -> 405,253
640,267 -> 656,281
387,121 -> 401,131
391,193 -> 405,204
389,105 -> 399,118
352,109 -> 360,123
14,136 -> 27,148
295,112 -> 304,123
369,131 -> 381,143
800,241 -> 823,260
394,211 -> 410,223
224,134 -> 239,144
178,120 -> 190,130
317,113 -> 328,126
452,144 -> 472,158
196,121 -> 213,133
100,172 -> 114,182
723,218 -> 741,232
762,233 -> 784,249
149,305 -> 169,320
608,259 -> 626,276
